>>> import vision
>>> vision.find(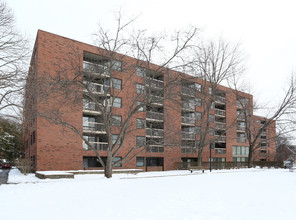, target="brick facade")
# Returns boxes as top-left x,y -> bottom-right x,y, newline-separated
23,30 -> 277,171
